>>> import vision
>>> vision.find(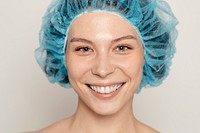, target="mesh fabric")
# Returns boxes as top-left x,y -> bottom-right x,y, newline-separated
35,0 -> 178,93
